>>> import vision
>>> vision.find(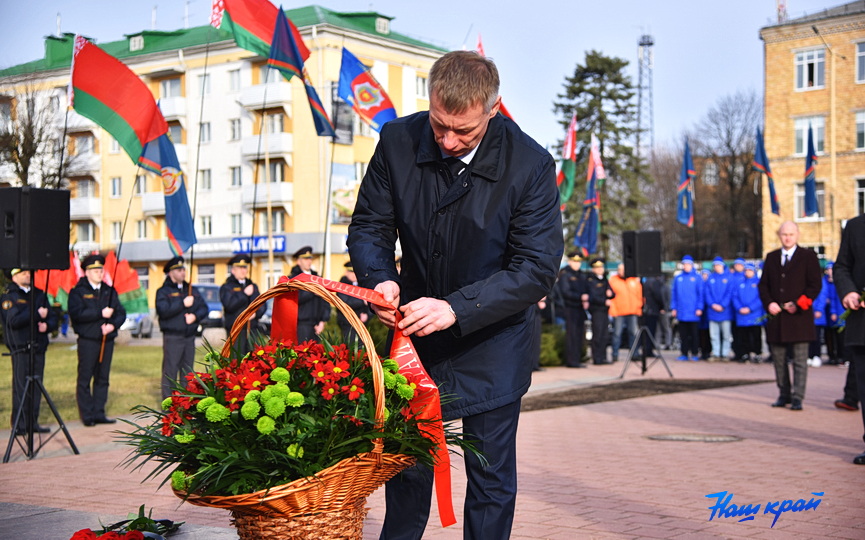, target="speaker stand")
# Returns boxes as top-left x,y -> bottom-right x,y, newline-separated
618,326 -> 674,379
